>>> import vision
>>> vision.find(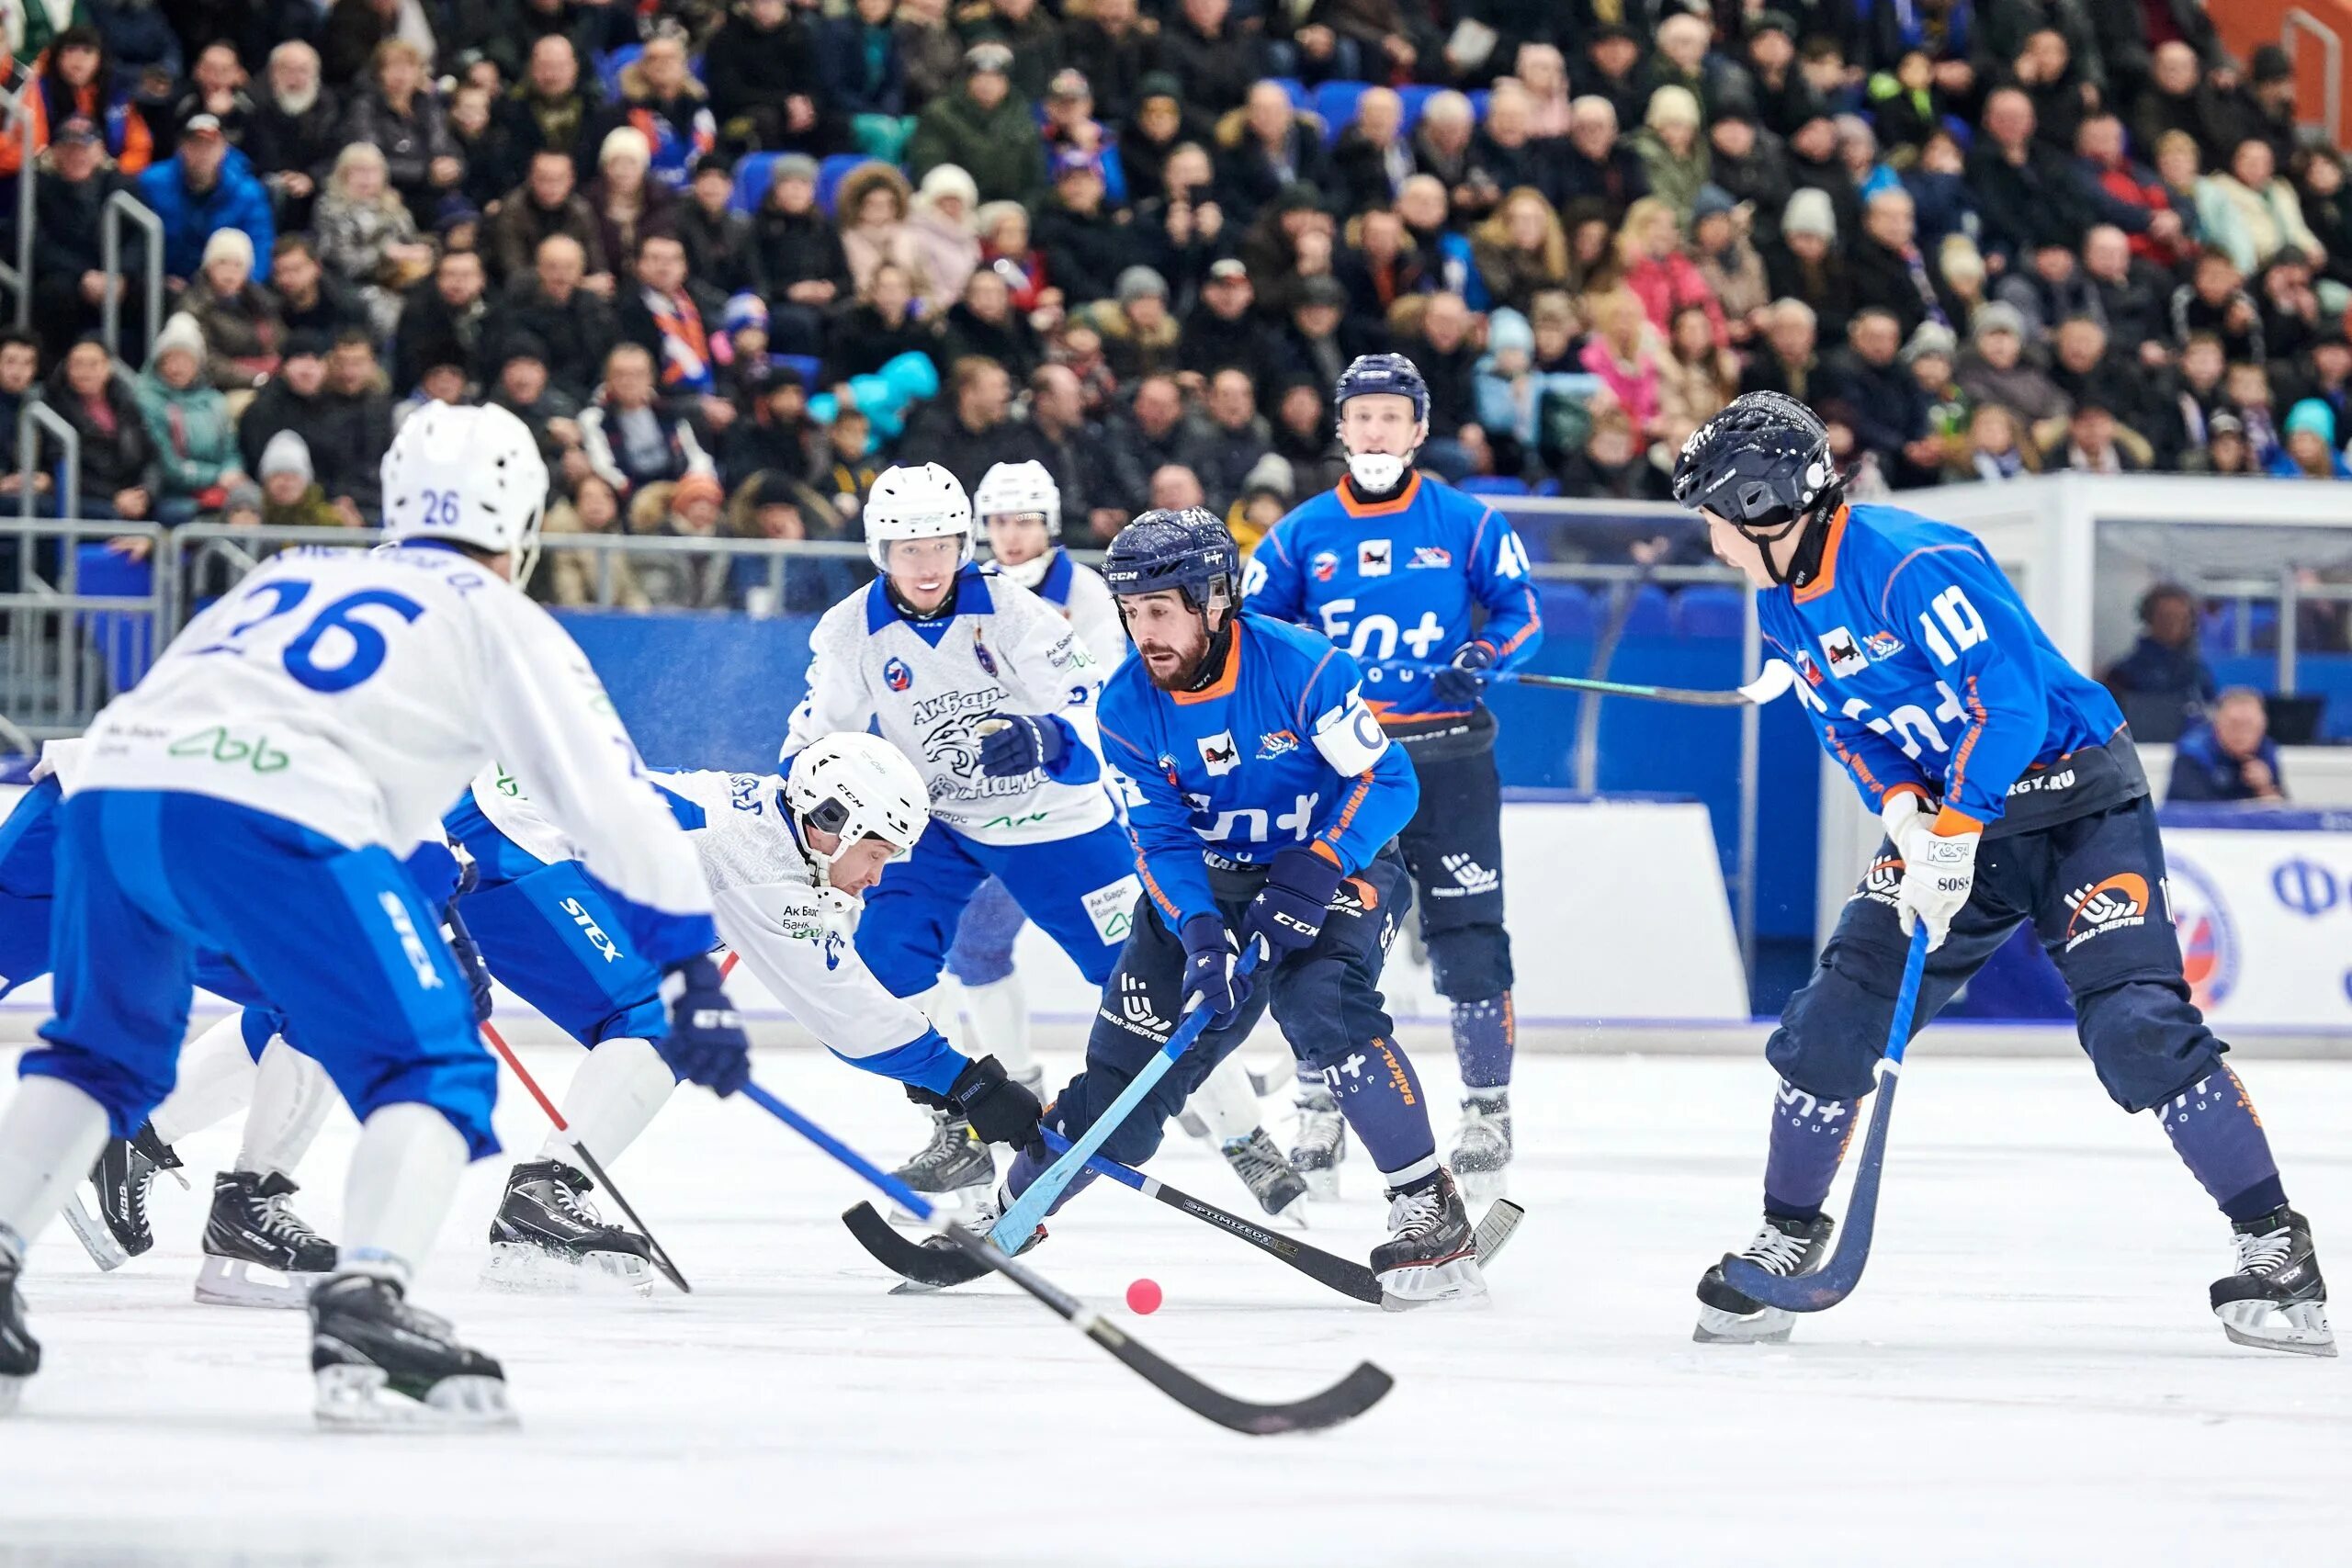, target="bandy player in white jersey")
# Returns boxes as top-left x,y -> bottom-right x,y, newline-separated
928,461 -> 1307,1222
0,403 -> 752,1427
783,462 -> 1143,1211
